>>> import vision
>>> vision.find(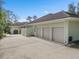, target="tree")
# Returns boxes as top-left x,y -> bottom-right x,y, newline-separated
4,10 -> 19,34
33,16 -> 37,20
26,16 -> 32,22
0,0 -> 6,38
68,3 -> 76,15
77,2 -> 79,16
14,19 -> 18,23
6,10 -> 19,24
4,23 -> 11,34
0,0 -> 4,9
0,0 -> 19,35
13,14 -> 19,23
